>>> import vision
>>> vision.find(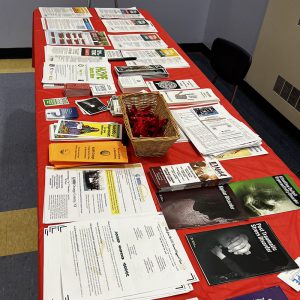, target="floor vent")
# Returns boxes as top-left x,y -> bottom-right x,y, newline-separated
273,75 -> 300,111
